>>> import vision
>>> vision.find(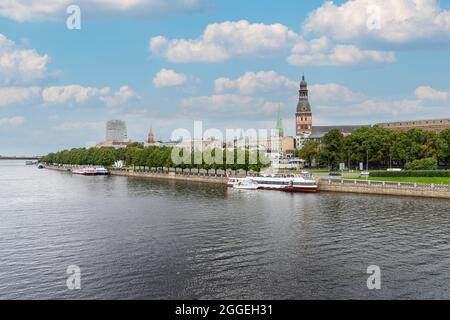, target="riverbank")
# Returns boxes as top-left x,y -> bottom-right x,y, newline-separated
110,169 -> 228,185
43,165 -> 228,185
320,178 -> 450,199
43,165 -> 450,199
